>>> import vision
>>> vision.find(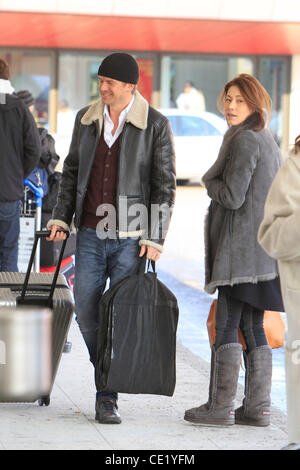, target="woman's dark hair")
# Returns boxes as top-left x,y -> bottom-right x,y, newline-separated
0,59 -> 10,80
293,134 -> 300,154
218,73 -> 272,131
